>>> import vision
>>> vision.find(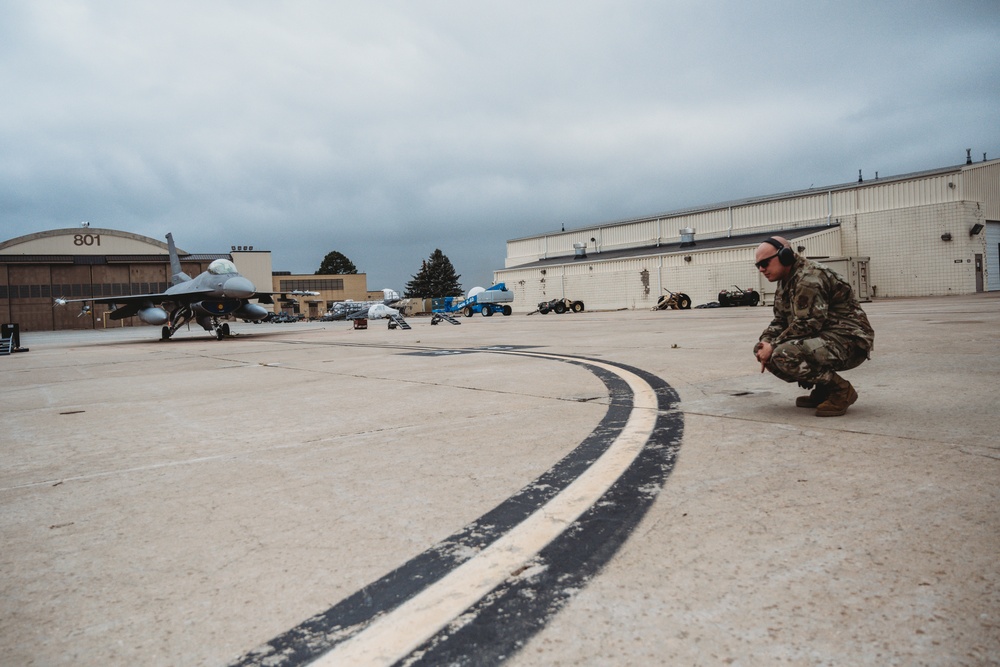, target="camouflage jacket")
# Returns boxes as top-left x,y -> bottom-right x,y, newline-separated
759,257 -> 875,352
